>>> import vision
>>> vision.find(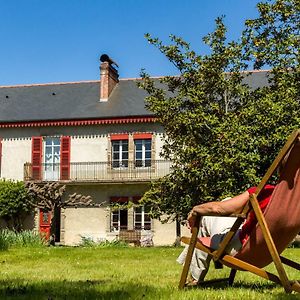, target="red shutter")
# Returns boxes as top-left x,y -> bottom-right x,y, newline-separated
32,137 -> 43,180
0,138 -> 2,176
110,196 -> 129,203
133,133 -> 152,140
132,196 -> 142,203
60,136 -> 71,180
110,134 -> 129,141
